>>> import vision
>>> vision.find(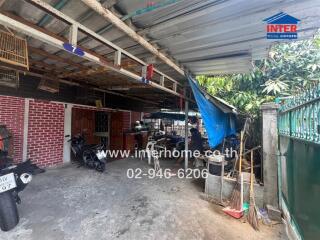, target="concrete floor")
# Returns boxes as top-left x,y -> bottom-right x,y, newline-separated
1,158 -> 287,240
